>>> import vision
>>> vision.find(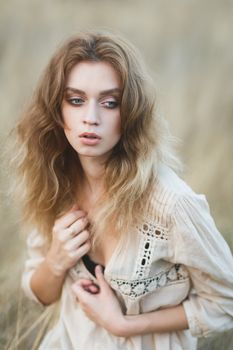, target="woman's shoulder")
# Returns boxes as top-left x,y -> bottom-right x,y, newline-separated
156,163 -> 194,196
146,163 -> 204,223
